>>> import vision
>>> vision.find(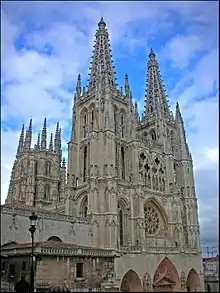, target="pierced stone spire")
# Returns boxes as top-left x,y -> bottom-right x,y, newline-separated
49,133 -> 53,152
24,118 -> 32,150
41,118 -> 47,149
87,17 -> 117,90
125,74 -> 130,97
16,124 -> 25,156
76,74 -> 81,96
145,48 -> 170,120
175,102 -> 190,159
